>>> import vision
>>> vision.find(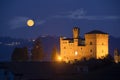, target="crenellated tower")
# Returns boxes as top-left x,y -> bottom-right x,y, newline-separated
73,27 -> 80,39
